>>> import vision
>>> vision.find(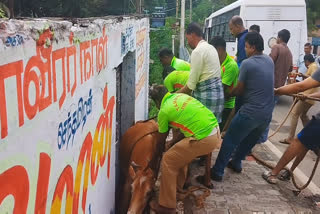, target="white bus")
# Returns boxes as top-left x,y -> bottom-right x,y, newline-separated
204,0 -> 308,66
